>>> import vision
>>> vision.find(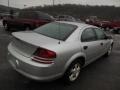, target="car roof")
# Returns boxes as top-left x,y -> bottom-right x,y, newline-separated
56,21 -> 95,29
